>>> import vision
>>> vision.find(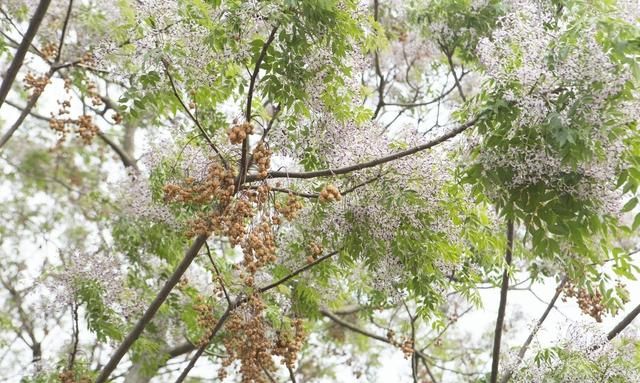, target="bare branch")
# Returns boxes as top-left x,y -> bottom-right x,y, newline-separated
55,0 -> 74,63
237,25 -> 279,192
258,250 -> 339,293
607,303 -> 640,341
500,276 -> 567,383
0,0 -> 51,109
490,219 -> 514,383
204,241 -> 231,306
